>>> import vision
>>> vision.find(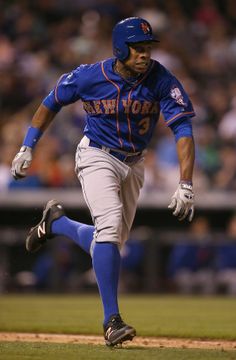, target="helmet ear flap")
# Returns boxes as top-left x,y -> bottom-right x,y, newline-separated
113,42 -> 129,61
